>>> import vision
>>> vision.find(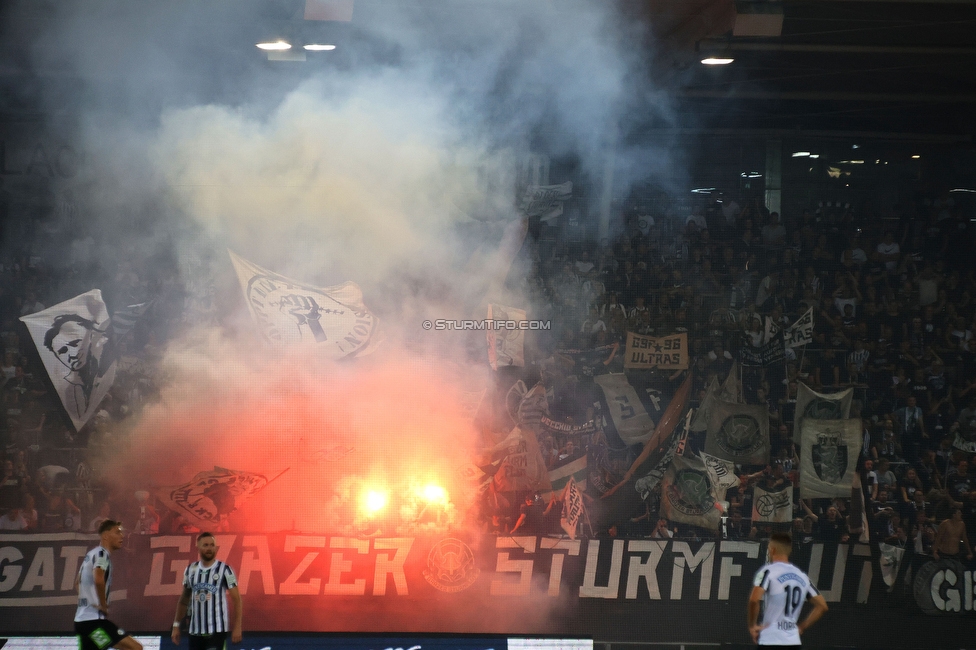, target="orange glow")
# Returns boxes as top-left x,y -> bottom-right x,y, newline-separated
362,490 -> 389,515
422,484 -> 448,504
